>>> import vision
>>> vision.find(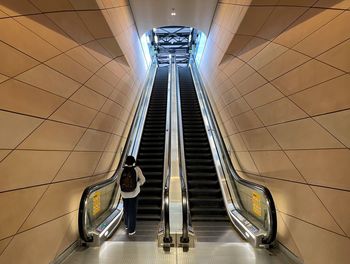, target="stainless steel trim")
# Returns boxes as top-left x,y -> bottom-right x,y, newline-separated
176,65 -> 193,250
188,57 -> 277,247
160,57 -> 174,251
